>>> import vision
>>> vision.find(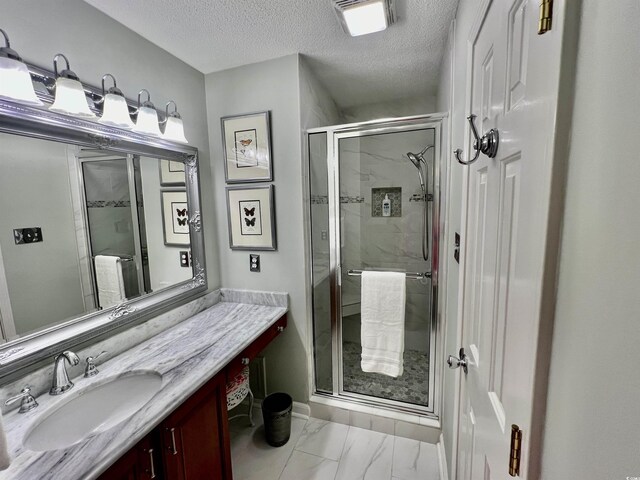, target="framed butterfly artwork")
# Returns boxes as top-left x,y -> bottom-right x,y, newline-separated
226,185 -> 276,250
161,190 -> 191,246
221,111 -> 272,183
